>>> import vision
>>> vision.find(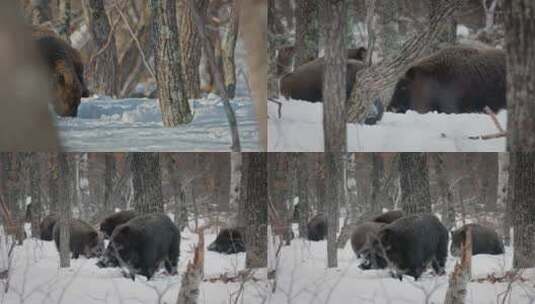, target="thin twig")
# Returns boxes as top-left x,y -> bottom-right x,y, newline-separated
268,98 -> 283,119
